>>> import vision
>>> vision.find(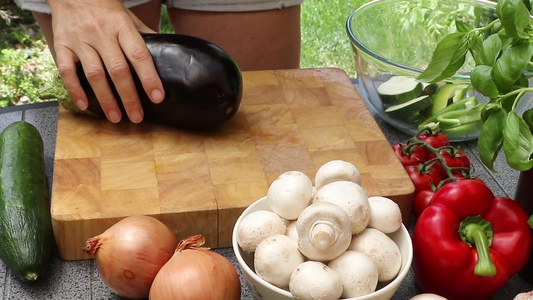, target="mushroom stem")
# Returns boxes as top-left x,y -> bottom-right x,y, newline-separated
310,222 -> 337,250
297,202 -> 352,261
